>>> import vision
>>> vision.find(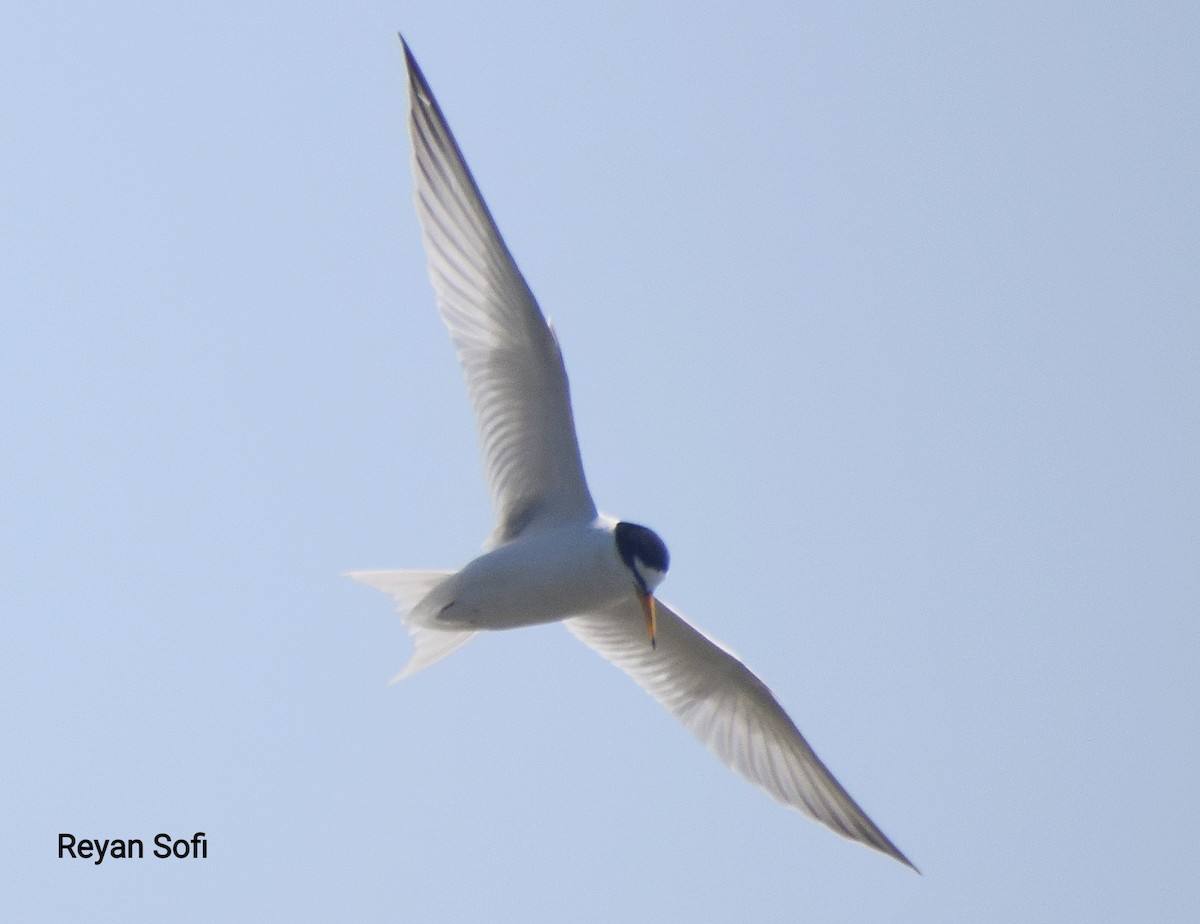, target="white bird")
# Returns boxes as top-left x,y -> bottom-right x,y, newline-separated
350,37 -> 916,871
